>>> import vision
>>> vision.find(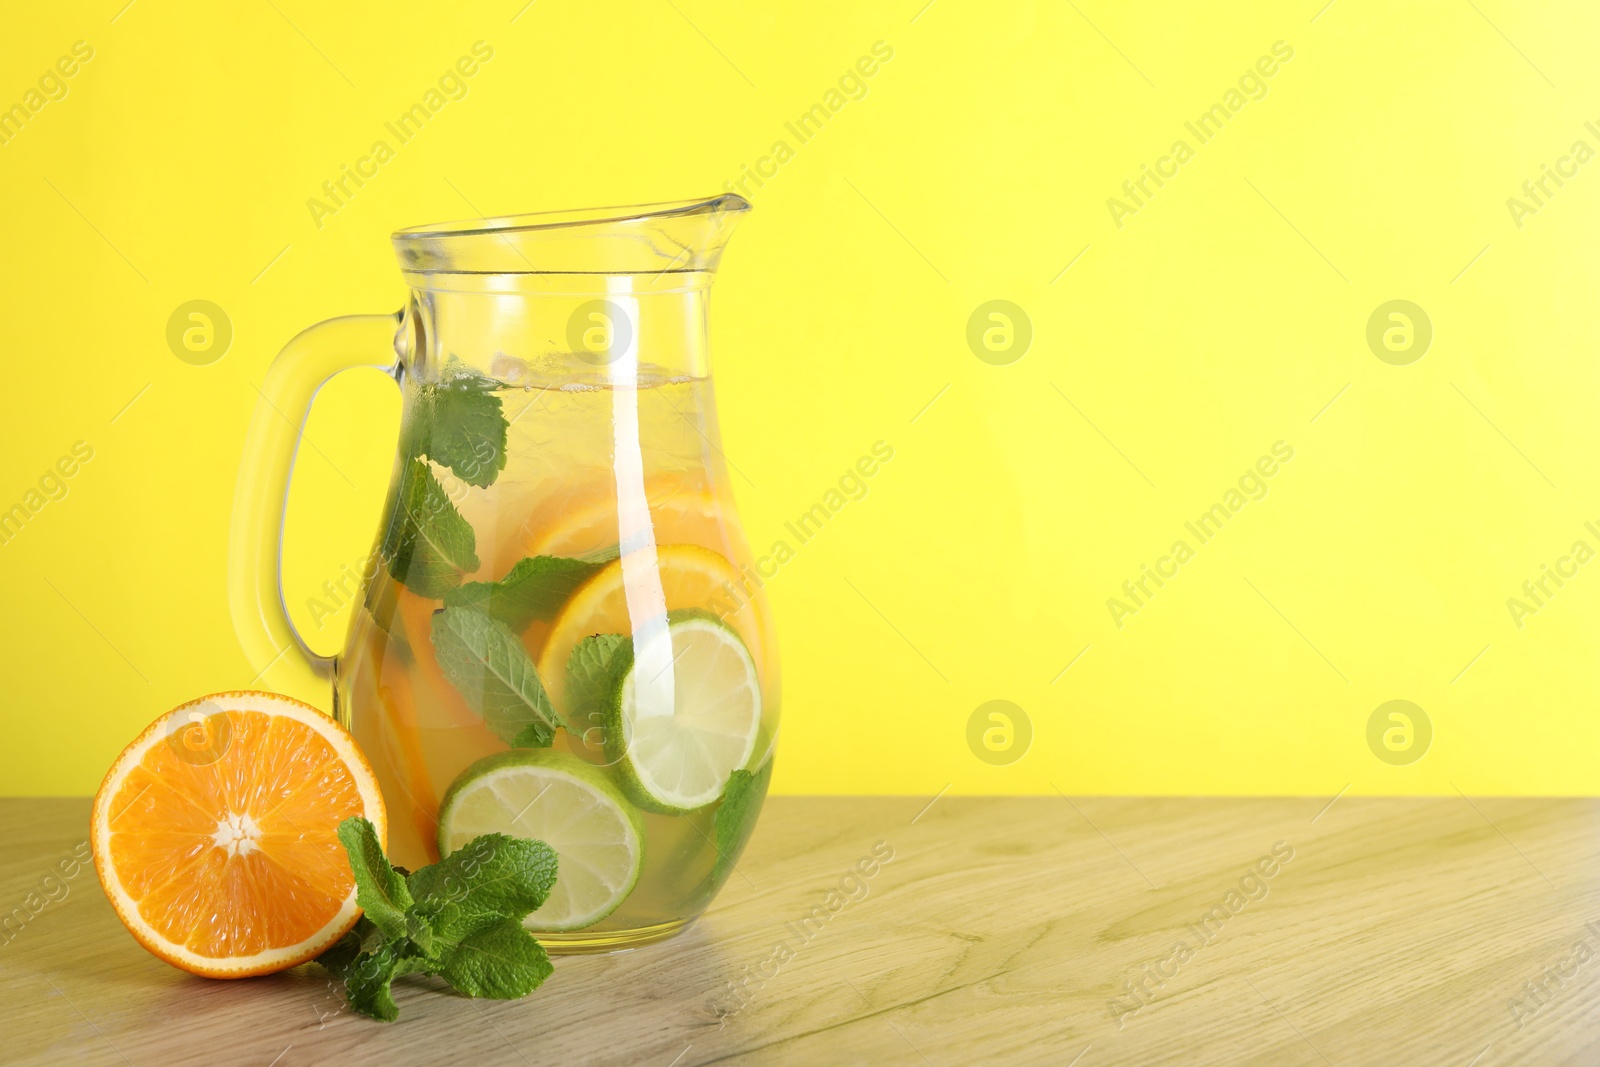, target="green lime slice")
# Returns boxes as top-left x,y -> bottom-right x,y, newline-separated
604,611 -> 763,814
438,749 -> 644,931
